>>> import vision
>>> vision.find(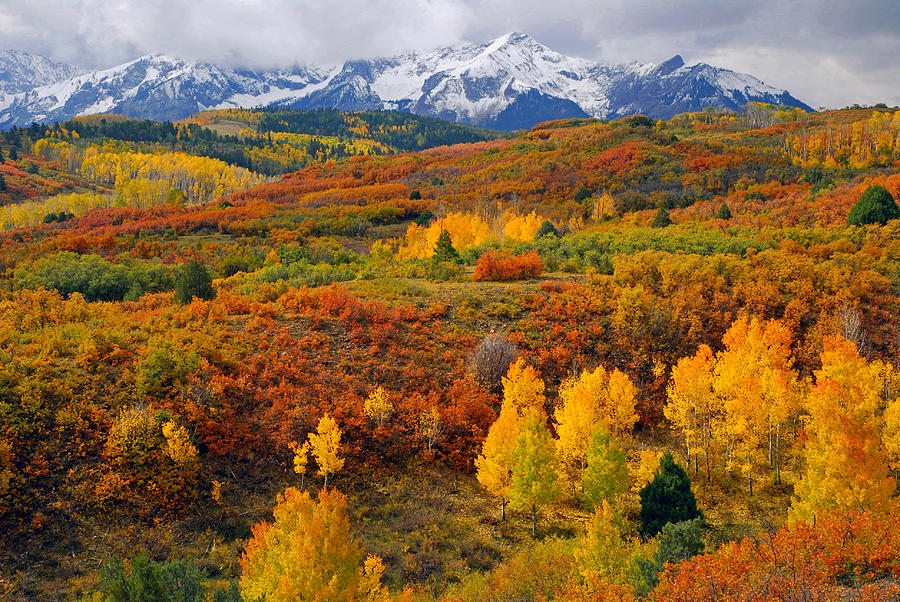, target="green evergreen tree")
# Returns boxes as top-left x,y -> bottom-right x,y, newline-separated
638,453 -> 700,537
8,147 -> 16,161
582,427 -> 628,509
535,220 -> 559,238
651,207 -> 672,228
432,229 -> 460,263
510,410 -> 561,536
174,260 -> 215,305
0,174 -> 6,191
715,202 -> 732,220
414,210 -> 435,226
574,186 -> 592,202
408,189 -> 422,200
847,185 -> 900,226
